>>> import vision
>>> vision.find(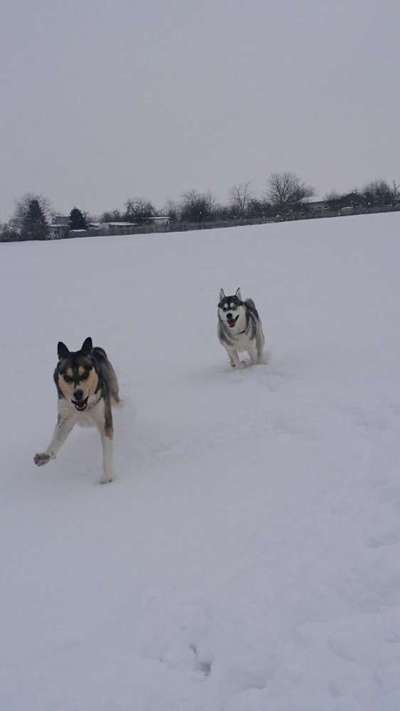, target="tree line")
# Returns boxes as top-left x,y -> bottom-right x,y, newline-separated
0,195 -> 88,242
1,174 -> 399,242
100,173 -> 315,225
